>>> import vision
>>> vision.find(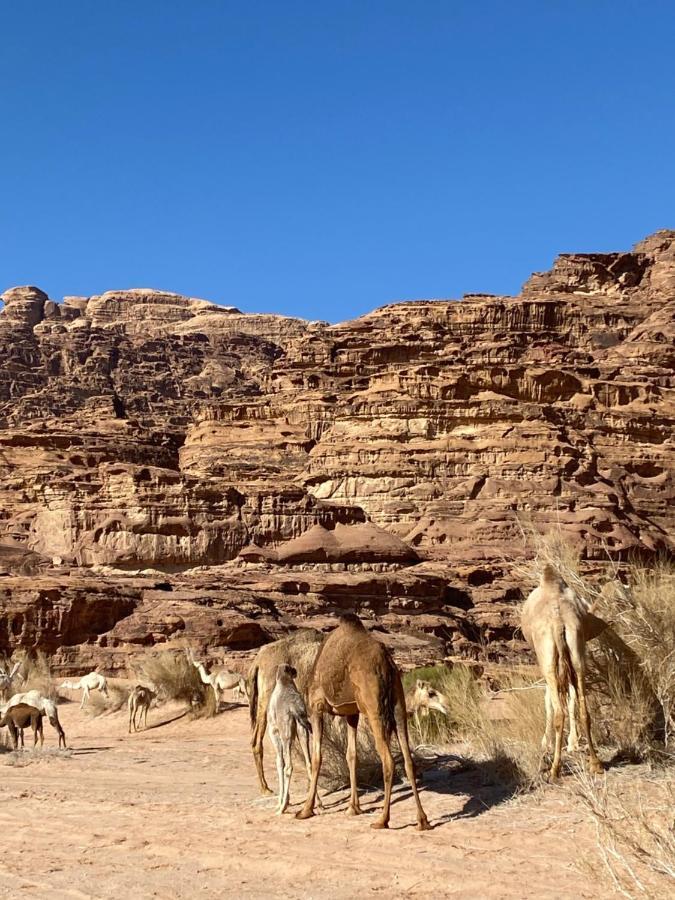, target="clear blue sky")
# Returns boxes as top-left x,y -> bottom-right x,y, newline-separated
1,1 -> 673,322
